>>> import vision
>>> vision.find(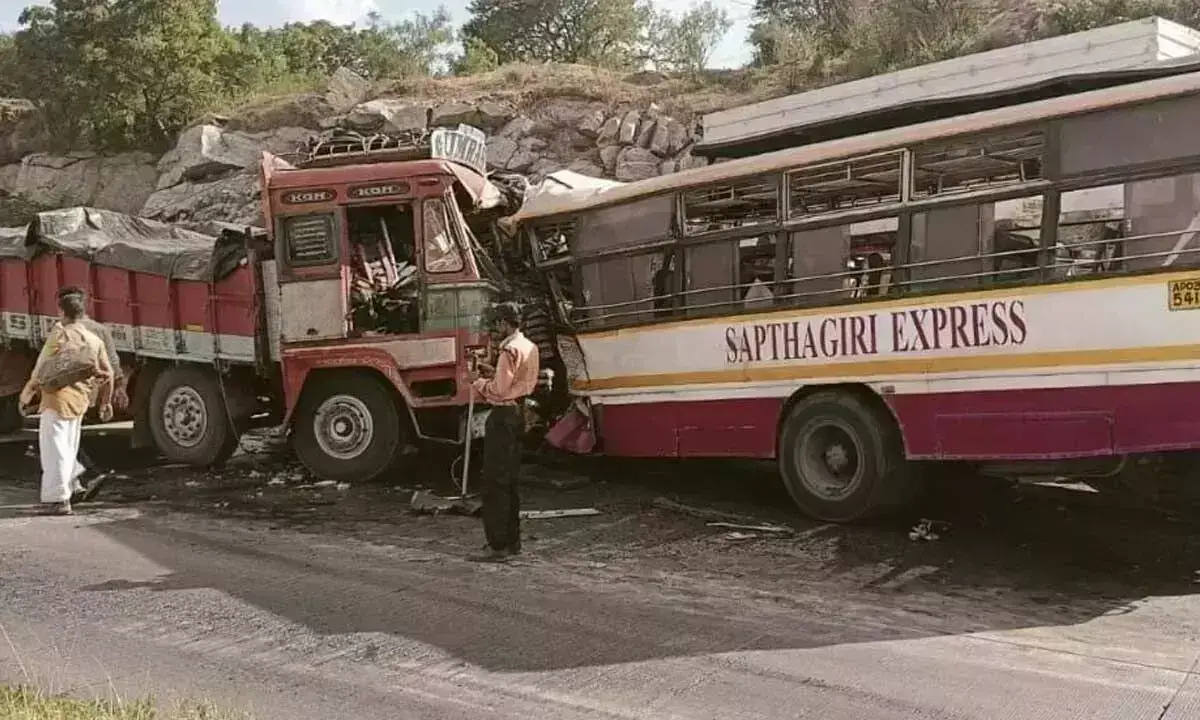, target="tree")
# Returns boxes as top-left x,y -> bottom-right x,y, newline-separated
11,0 -> 227,150
461,0 -> 652,67
748,0 -> 855,65
455,37 -> 501,75
1036,0 -> 1200,36
648,1 -> 732,74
